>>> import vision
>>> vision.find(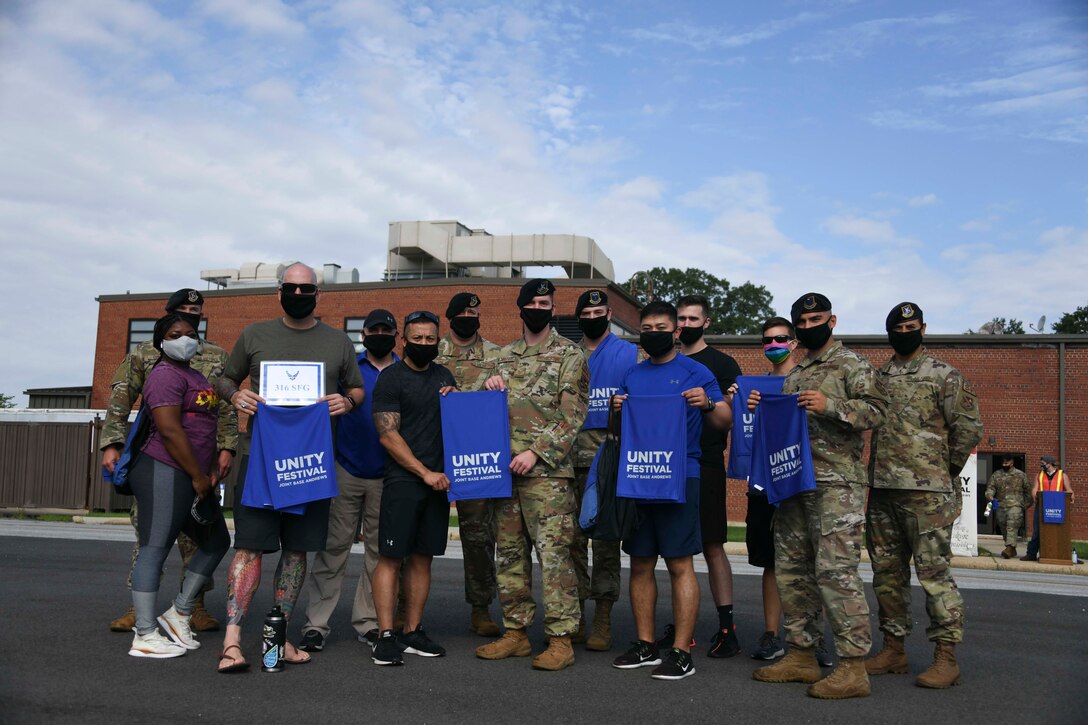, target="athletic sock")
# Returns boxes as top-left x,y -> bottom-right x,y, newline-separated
717,604 -> 734,631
